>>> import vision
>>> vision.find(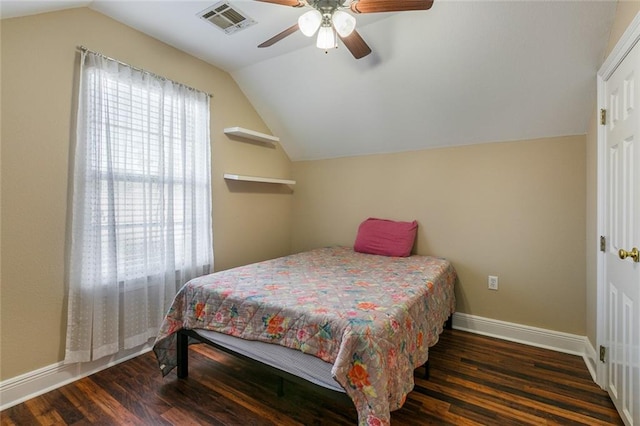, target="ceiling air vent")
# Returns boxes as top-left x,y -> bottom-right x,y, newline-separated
199,1 -> 257,35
